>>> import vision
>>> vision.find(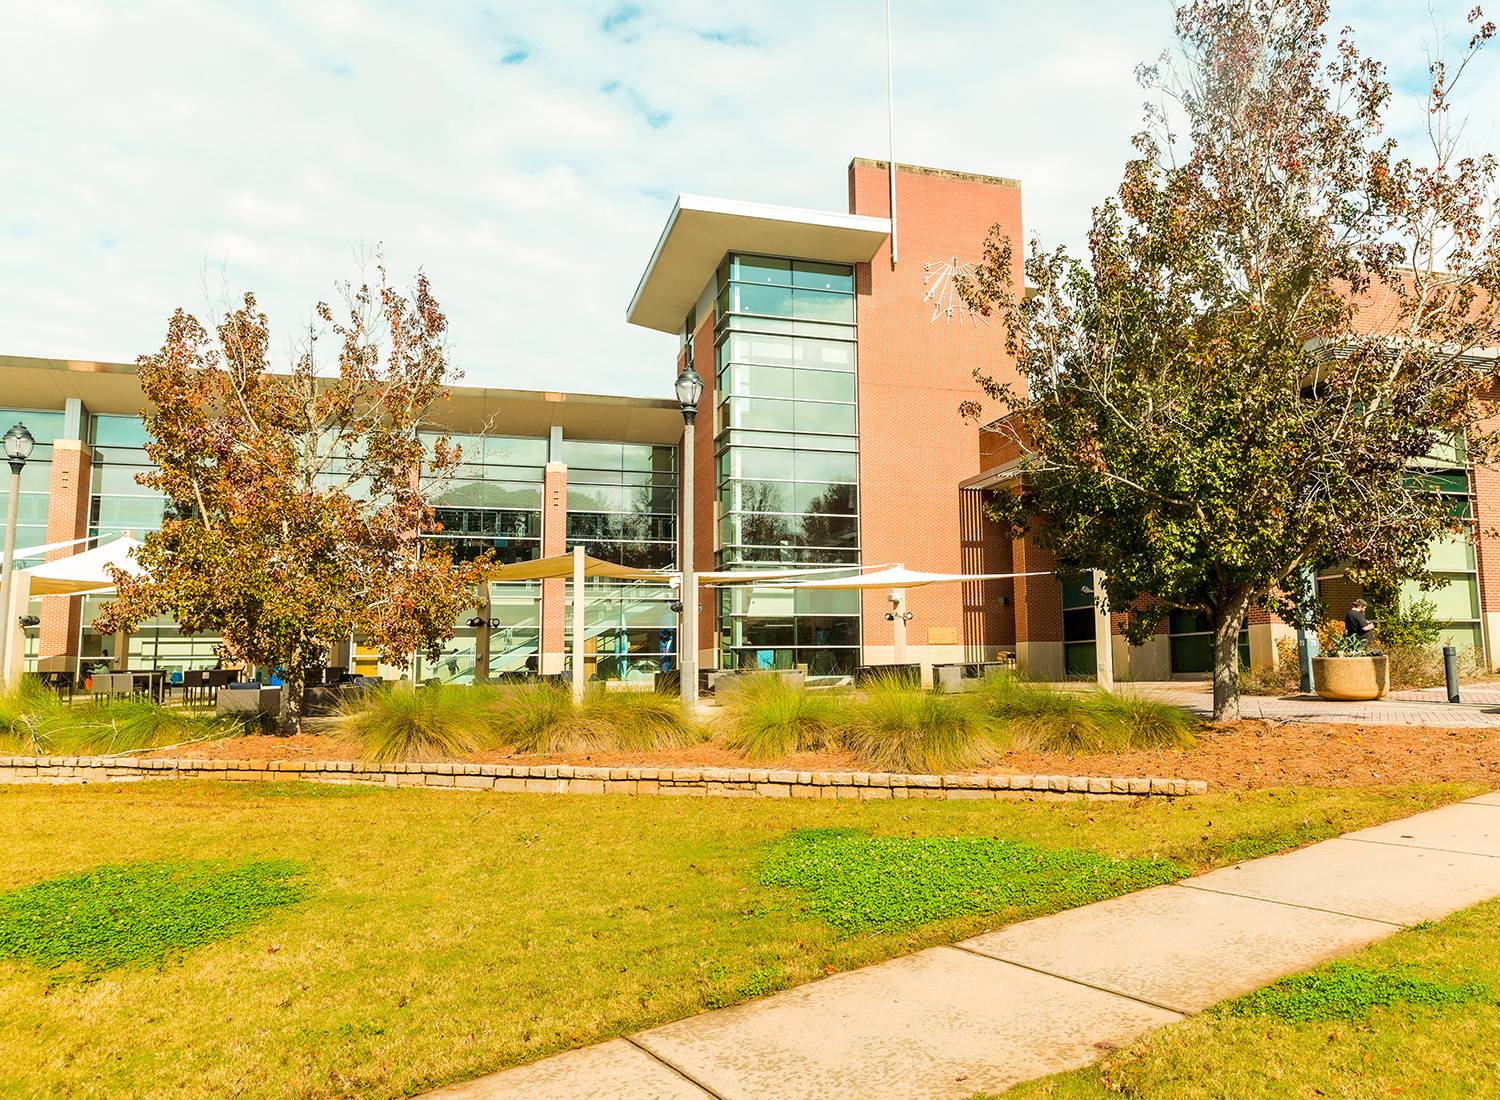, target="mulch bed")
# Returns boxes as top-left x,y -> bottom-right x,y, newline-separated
137,722 -> 1500,791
